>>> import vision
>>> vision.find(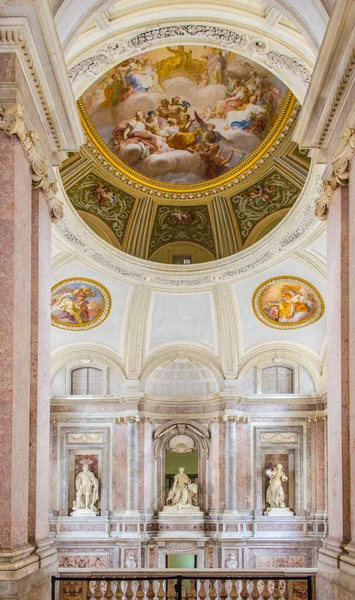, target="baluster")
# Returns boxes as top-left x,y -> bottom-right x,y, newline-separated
251,581 -> 261,600
229,580 -> 239,600
167,580 -> 176,600
147,580 -> 156,600
239,580 -> 249,600
88,581 -> 96,600
188,580 -> 197,600
126,581 -> 135,600
94,582 -> 102,600
272,582 -> 281,600
261,581 -> 271,600
219,581 -> 228,600
105,582 -> 114,599
181,582 -> 187,600
208,581 -> 217,600
157,580 -> 165,600
100,582 -> 108,599
279,581 -> 287,600
115,581 -> 123,600
136,581 -> 145,600
198,580 -> 207,600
